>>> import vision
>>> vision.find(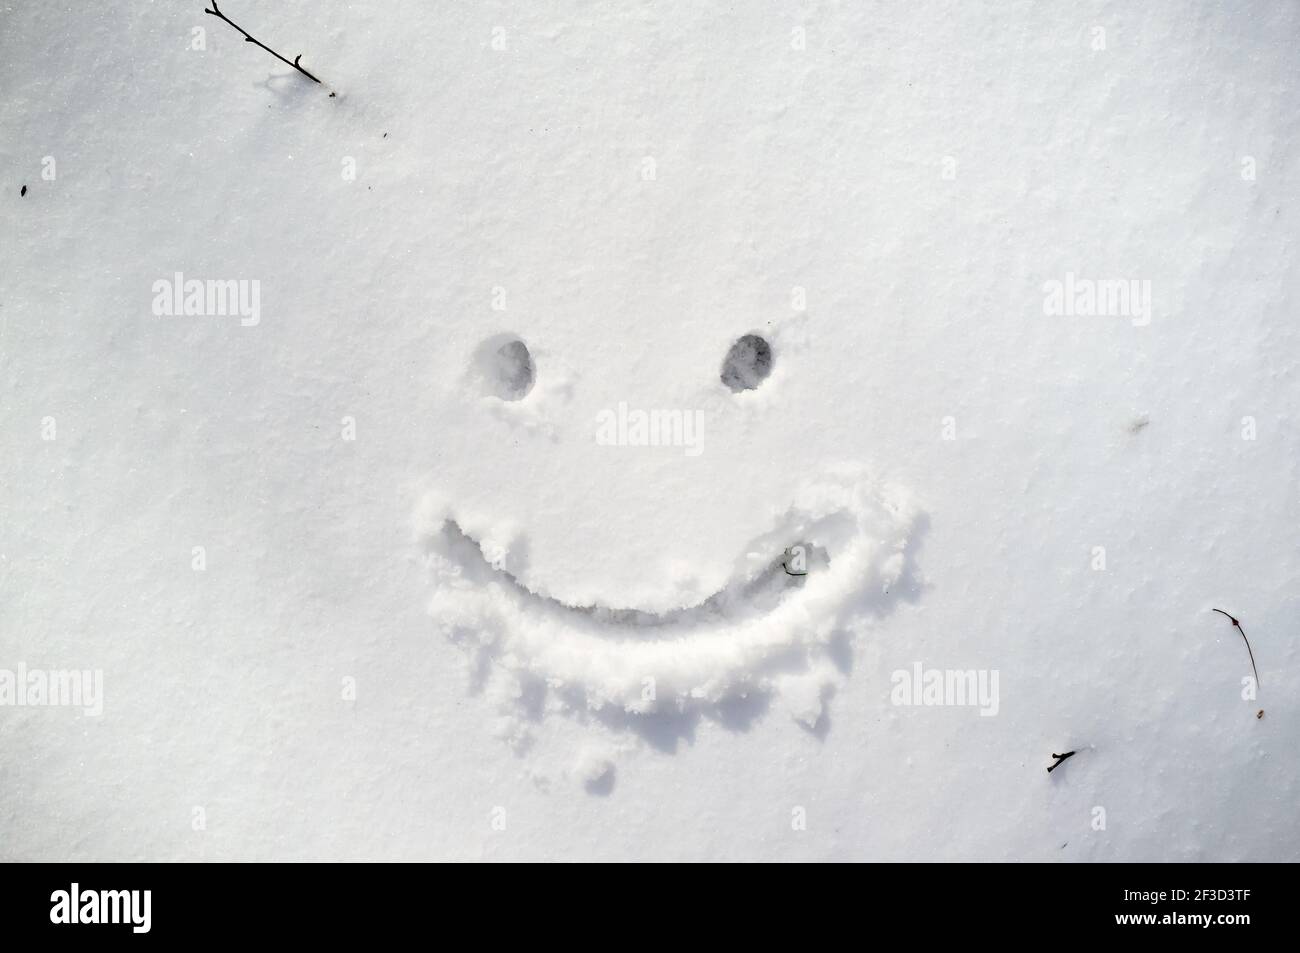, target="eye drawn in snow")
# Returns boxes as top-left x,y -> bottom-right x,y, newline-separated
461,333 -> 578,440
472,334 -> 535,401
415,466 -> 923,743
720,333 -> 774,393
